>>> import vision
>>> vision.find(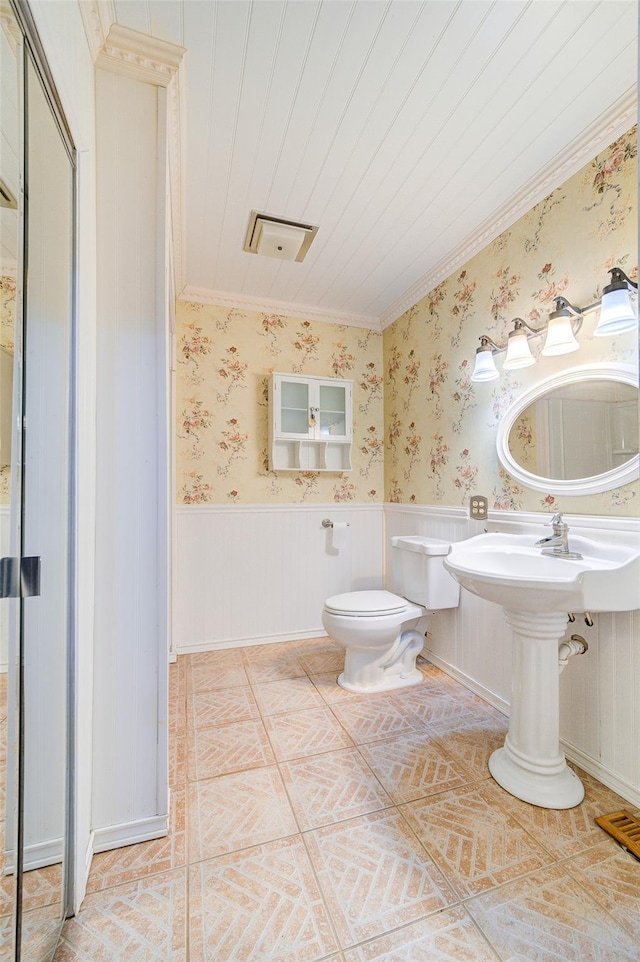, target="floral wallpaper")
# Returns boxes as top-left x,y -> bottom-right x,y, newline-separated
175,303 -> 384,503
176,128 -> 637,514
384,126 -> 638,516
